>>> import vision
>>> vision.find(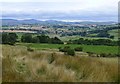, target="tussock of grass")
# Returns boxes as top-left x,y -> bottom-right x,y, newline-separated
2,45 -> 119,82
